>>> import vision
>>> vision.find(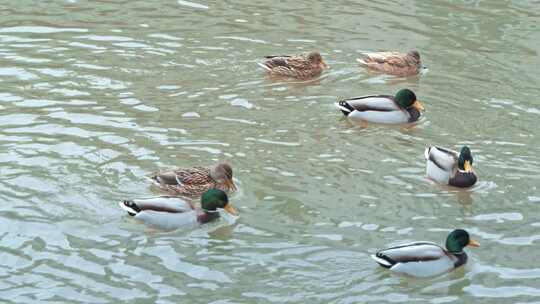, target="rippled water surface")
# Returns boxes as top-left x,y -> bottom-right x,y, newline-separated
1,0 -> 540,303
